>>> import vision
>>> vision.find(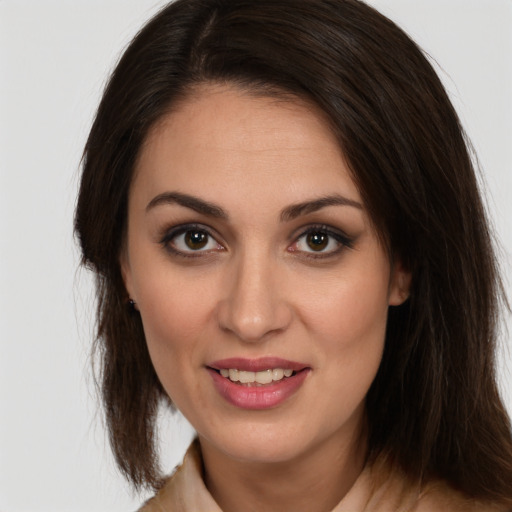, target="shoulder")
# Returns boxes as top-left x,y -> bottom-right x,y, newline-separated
346,456 -> 511,512
137,439 -> 221,512
414,479 -> 511,512
137,469 -> 183,512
